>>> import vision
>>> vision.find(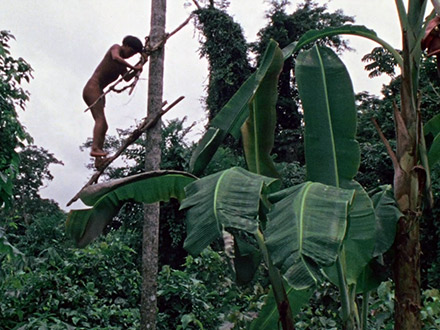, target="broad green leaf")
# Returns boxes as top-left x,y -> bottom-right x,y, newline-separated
189,40 -> 283,176
284,25 -> 403,68
325,181 -> 377,285
188,127 -> 223,177
424,114 -> 440,167
353,185 -> 401,294
428,133 -> 440,168
79,170 -> 196,206
342,181 -> 376,284
265,182 -> 355,290
241,42 -> 283,178
180,167 -> 280,255
356,260 -> 388,294
234,236 -> 262,285
0,227 -> 24,258
250,284 -> 314,330
66,172 -> 196,247
370,185 -> 401,257
424,113 -> 440,139
296,45 -> 360,186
